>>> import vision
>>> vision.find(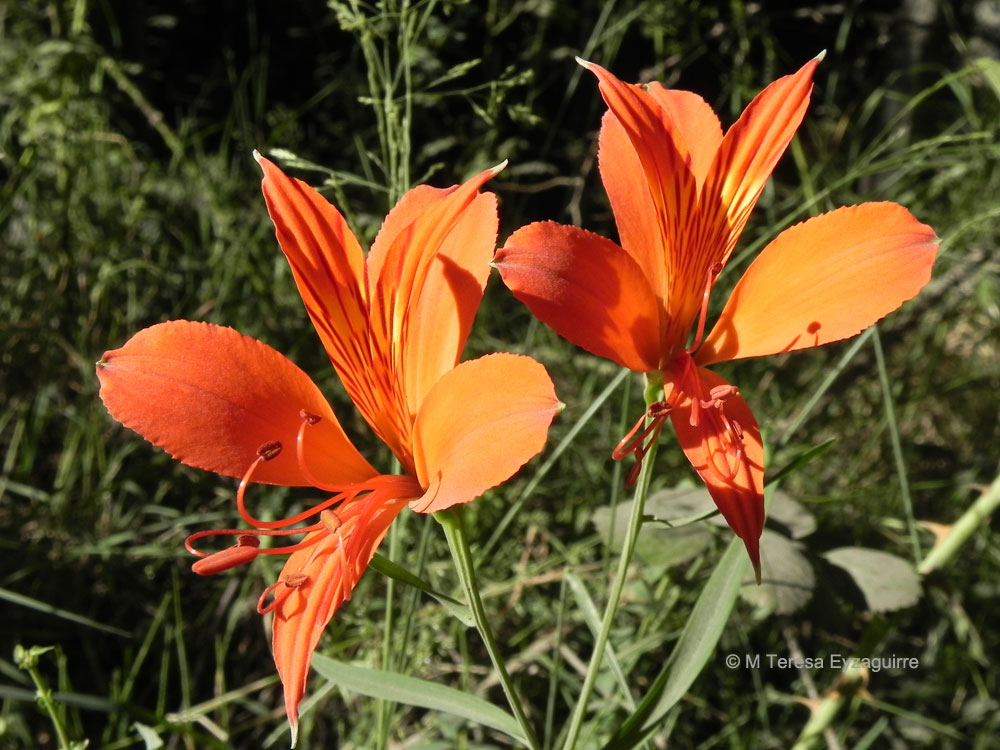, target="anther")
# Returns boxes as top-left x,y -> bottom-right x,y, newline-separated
320,509 -> 342,534
257,441 -> 282,461
283,573 -> 309,587
192,541 -> 261,576
299,410 -> 322,425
